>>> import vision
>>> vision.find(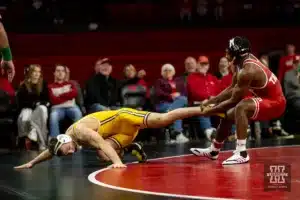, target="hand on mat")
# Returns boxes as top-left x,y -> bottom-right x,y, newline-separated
108,163 -> 127,169
14,162 -> 33,170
